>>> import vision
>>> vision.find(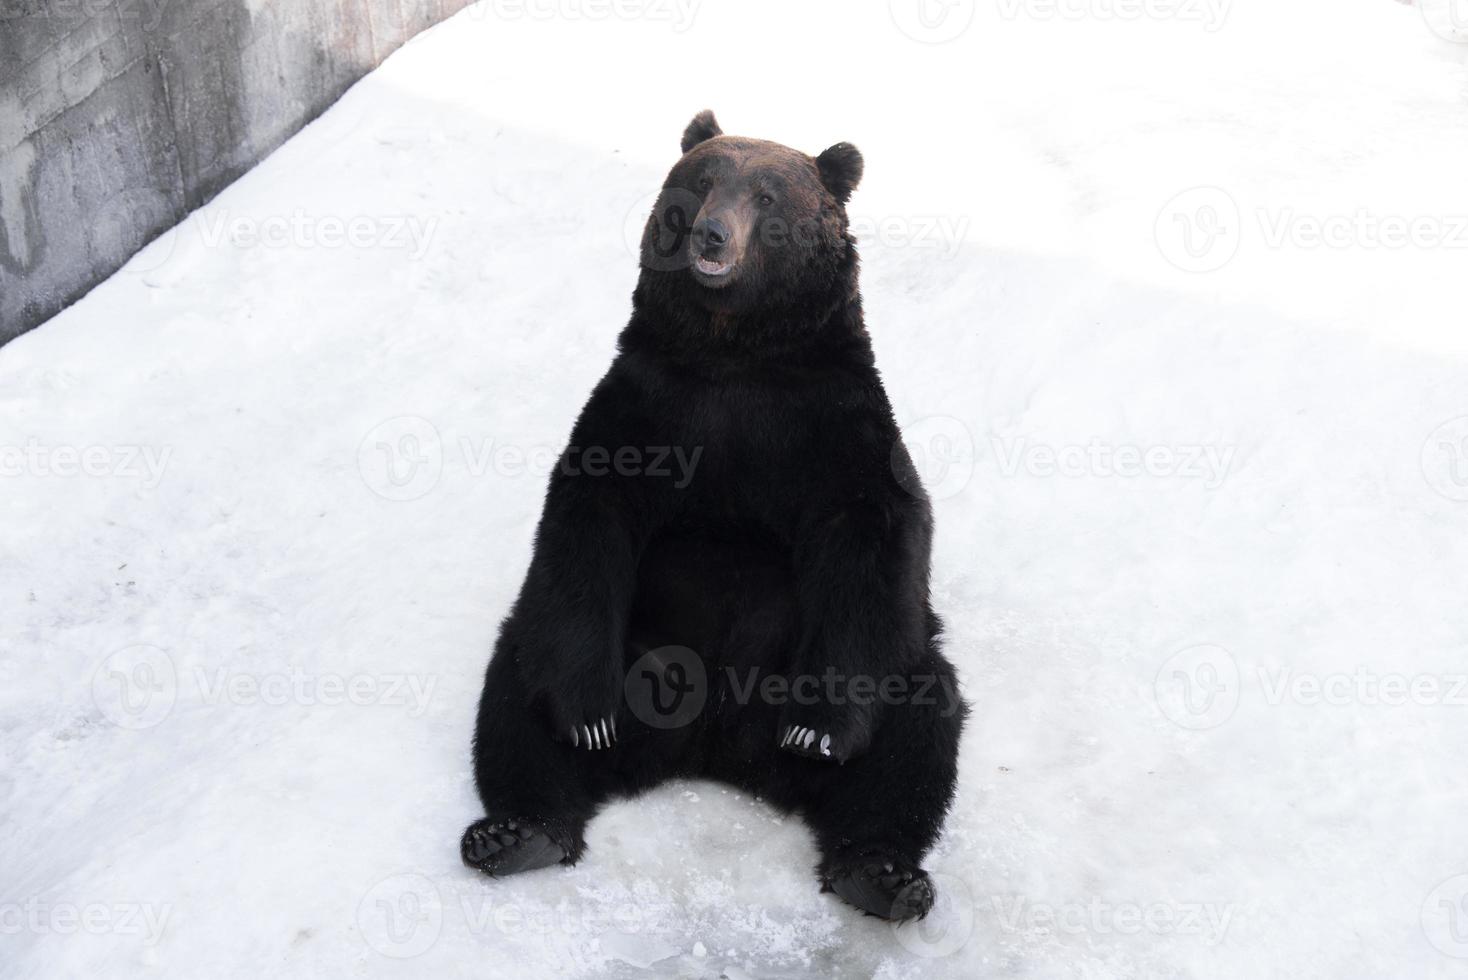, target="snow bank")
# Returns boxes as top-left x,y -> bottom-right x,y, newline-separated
3,1 -> 1467,976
